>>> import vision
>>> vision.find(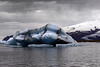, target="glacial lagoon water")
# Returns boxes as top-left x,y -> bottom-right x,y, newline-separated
0,42 -> 100,67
